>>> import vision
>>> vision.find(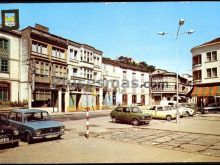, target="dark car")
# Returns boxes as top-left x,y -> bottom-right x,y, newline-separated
110,106 -> 152,126
8,109 -> 65,144
204,103 -> 220,112
0,113 -> 20,147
